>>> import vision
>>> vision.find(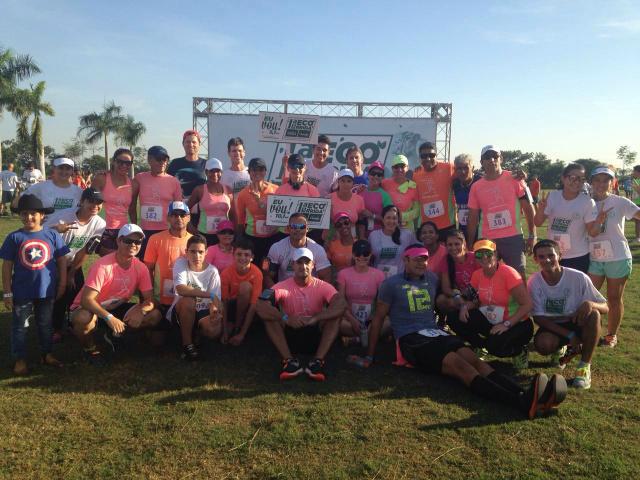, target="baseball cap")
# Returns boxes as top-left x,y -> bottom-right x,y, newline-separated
118,224 -> 145,239
352,240 -> 372,254
53,157 -> 74,168
248,157 -> 267,170
473,239 -> 497,252
168,201 -> 189,214
183,129 -> 201,141
206,158 -> 223,171
287,153 -> 305,168
216,219 -> 234,232
333,212 -> 350,224
392,155 -> 408,167
368,161 -> 385,172
292,247 -> 314,262
481,145 -> 501,157
81,187 -> 104,202
338,169 -> 354,180
148,146 -> 169,158
591,166 -> 616,180
404,246 -> 430,258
